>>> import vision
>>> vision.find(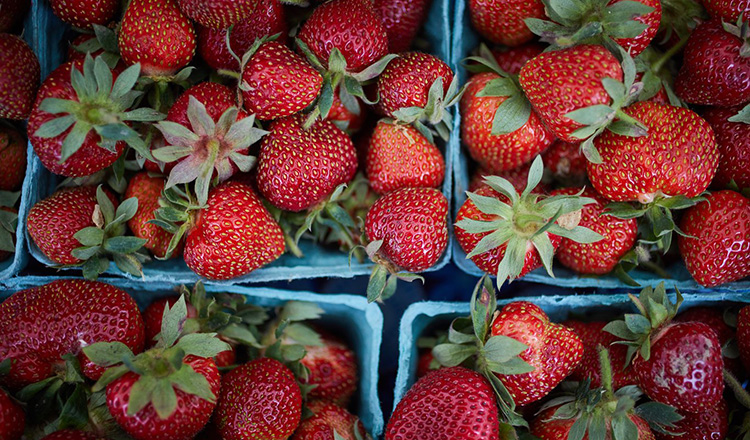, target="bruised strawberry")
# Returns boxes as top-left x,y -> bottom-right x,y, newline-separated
541,140 -> 587,187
